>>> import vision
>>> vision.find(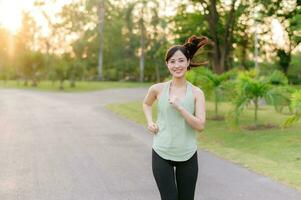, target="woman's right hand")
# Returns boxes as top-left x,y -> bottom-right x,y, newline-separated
147,121 -> 159,134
